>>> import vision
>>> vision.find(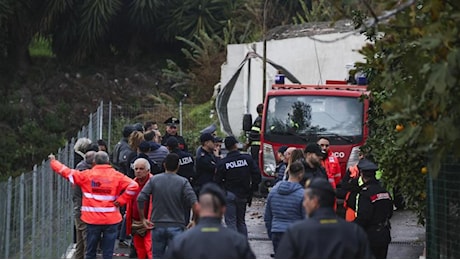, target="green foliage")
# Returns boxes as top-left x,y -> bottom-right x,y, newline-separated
29,36 -> 53,57
354,0 -> 460,223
